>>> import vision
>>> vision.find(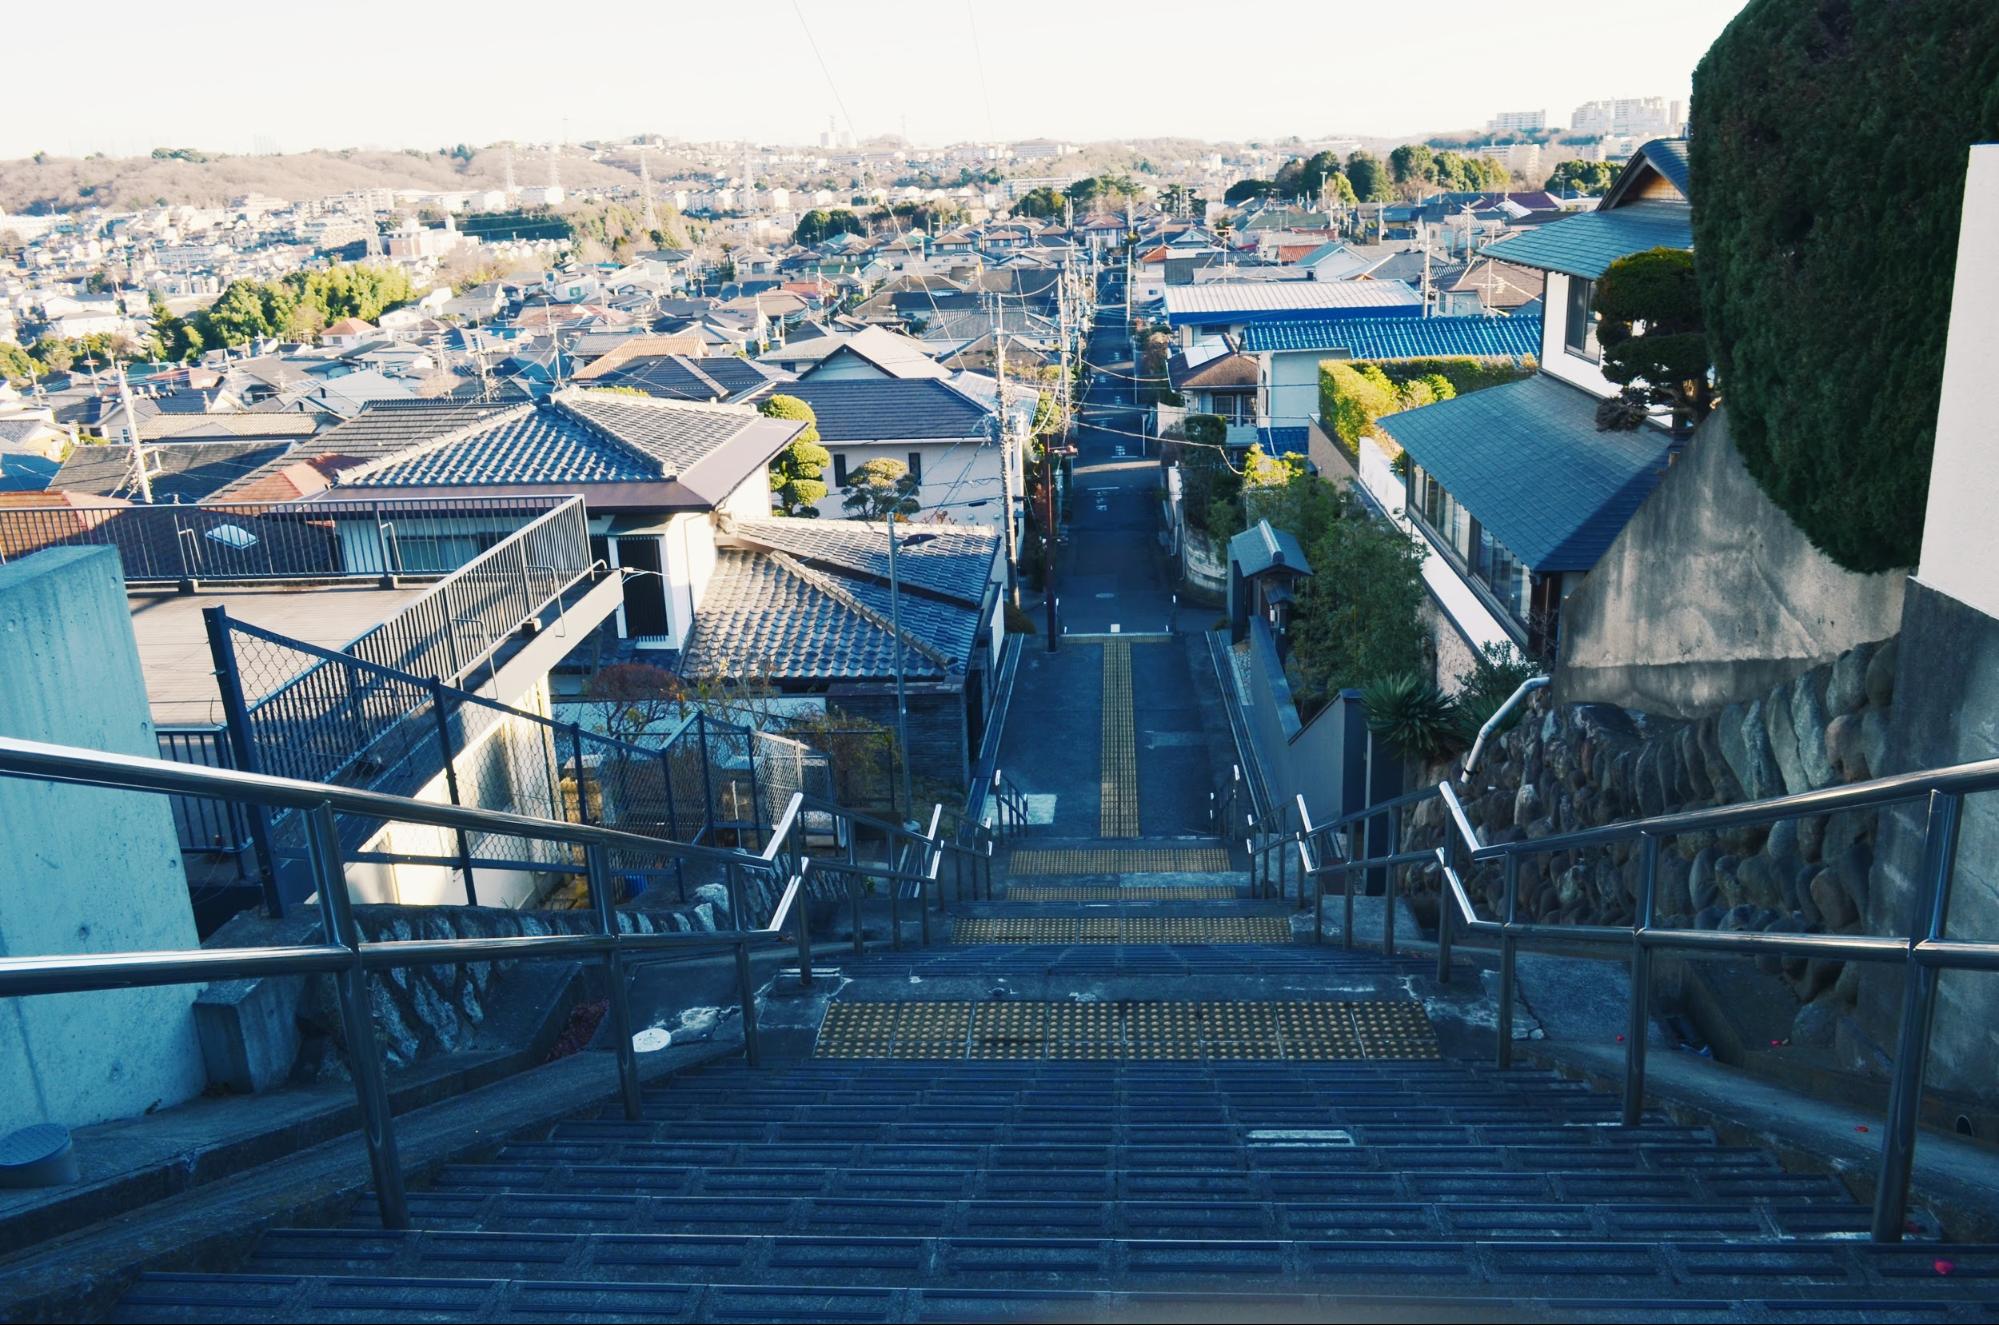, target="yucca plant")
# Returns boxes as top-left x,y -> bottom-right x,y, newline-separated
1361,672 -> 1466,763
